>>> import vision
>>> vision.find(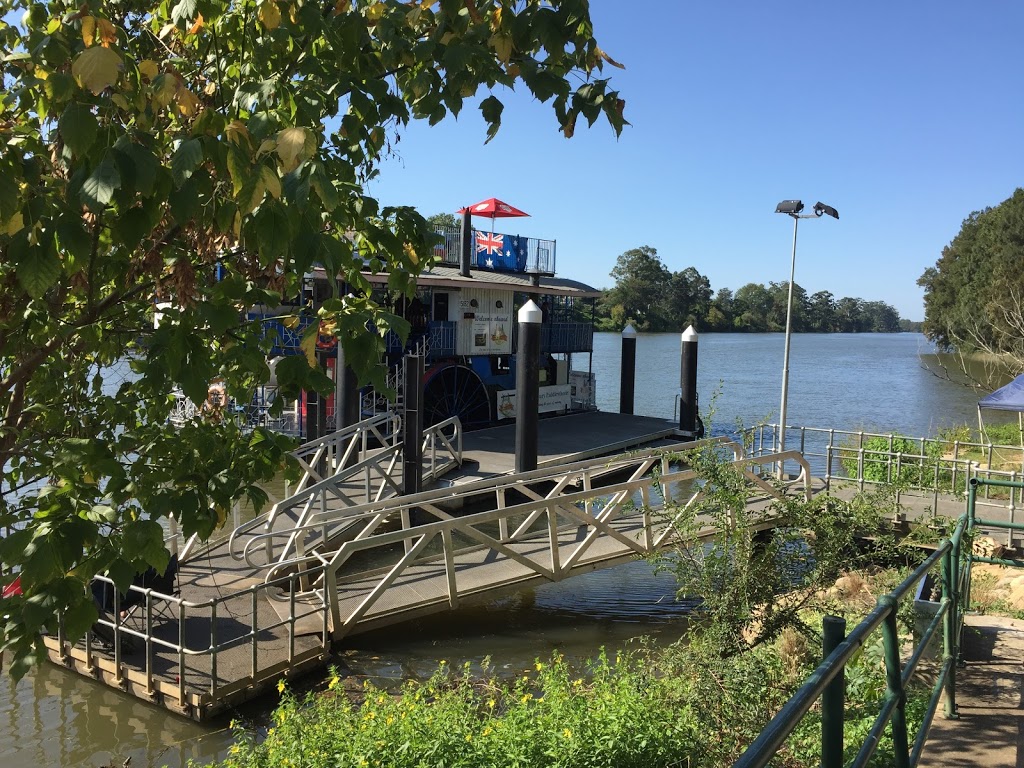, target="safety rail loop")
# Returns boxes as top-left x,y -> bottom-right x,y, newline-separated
230,415 -> 464,566
242,435 -> 752,571
287,411 -> 401,497
228,412 -> 403,562
421,415 -> 463,484
255,450 -> 812,632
